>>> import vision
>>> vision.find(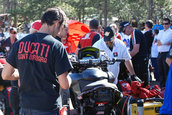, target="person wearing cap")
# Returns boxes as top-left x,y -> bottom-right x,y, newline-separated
93,26 -> 139,84
29,20 -> 42,34
0,27 -> 19,115
9,20 -> 42,115
75,19 -> 101,55
2,7 -> 72,115
0,27 -> 18,57
119,21 -> 149,83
